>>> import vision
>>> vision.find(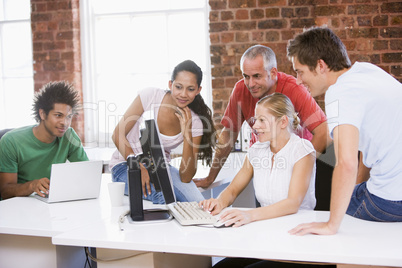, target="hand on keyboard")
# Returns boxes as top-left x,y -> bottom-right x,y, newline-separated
168,202 -> 217,226
199,198 -> 225,216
